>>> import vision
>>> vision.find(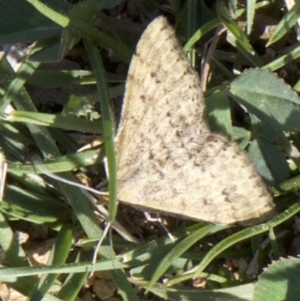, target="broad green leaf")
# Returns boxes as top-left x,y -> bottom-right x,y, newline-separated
97,0 -> 123,10
229,69 -> 300,132
248,139 -> 289,185
249,113 -> 286,143
254,257 -> 300,301
231,126 -> 251,149
205,90 -> 233,137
